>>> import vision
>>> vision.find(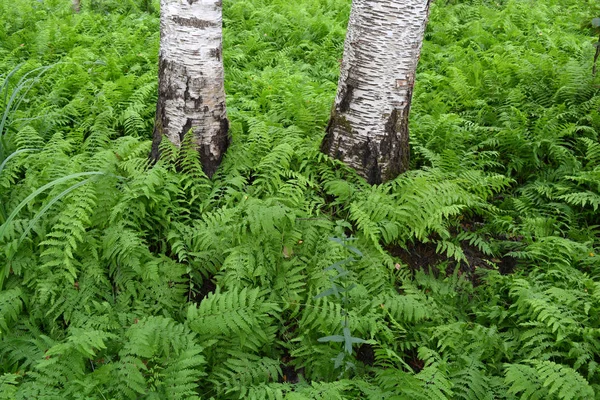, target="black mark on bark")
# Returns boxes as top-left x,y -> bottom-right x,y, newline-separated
321,109 -> 336,156
322,109 -> 352,159
152,58 -> 174,161
181,119 -> 193,143
209,47 -> 221,61
199,117 -> 230,178
172,16 -> 216,29
360,138 -> 381,185
381,107 -> 410,181
321,128 -> 334,156
338,82 -> 355,113
184,78 -> 203,109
